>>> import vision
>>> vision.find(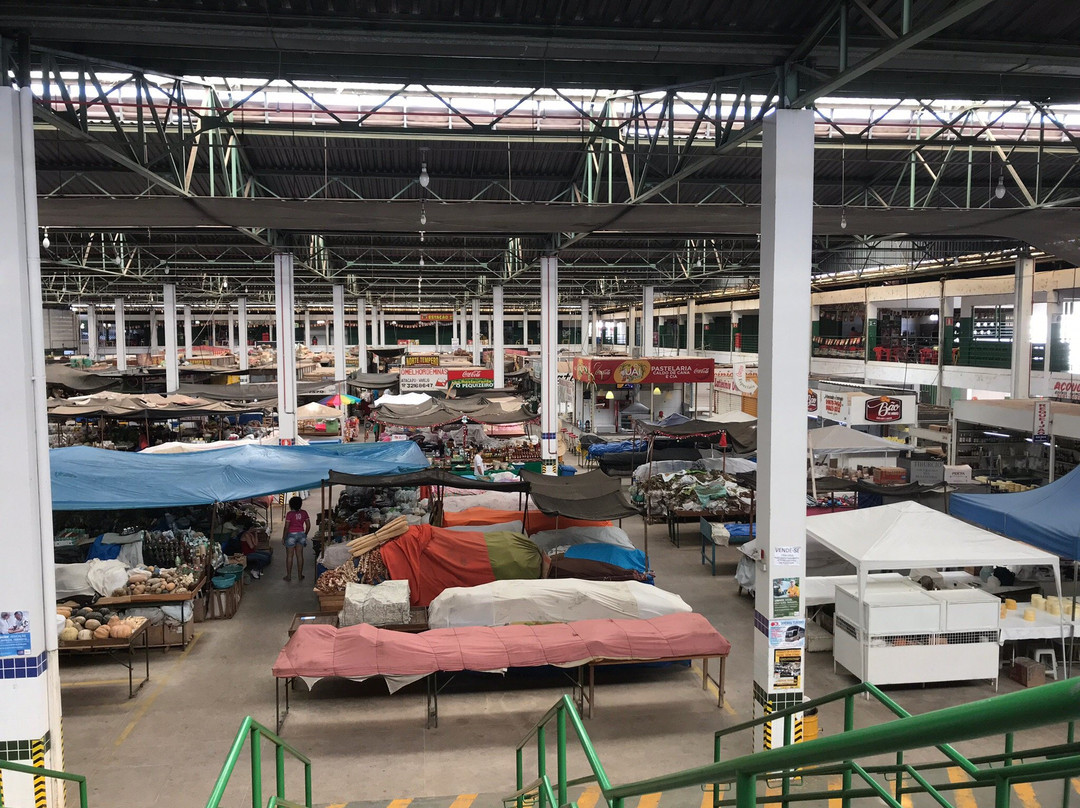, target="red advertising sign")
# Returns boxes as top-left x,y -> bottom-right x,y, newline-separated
446,368 -> 495,389
864,396 -> 903,423
807,389 -> 818,412
573,357 -> 714,385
